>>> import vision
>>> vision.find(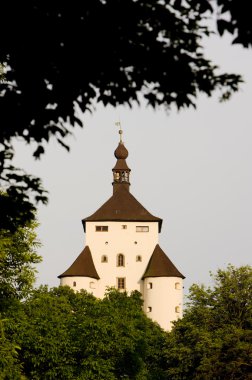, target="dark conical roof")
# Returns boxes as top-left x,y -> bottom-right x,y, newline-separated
58,246 -> 100,279
142,244 -> 185,279
113,158 -> 130,171
82,185 -> 162,232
